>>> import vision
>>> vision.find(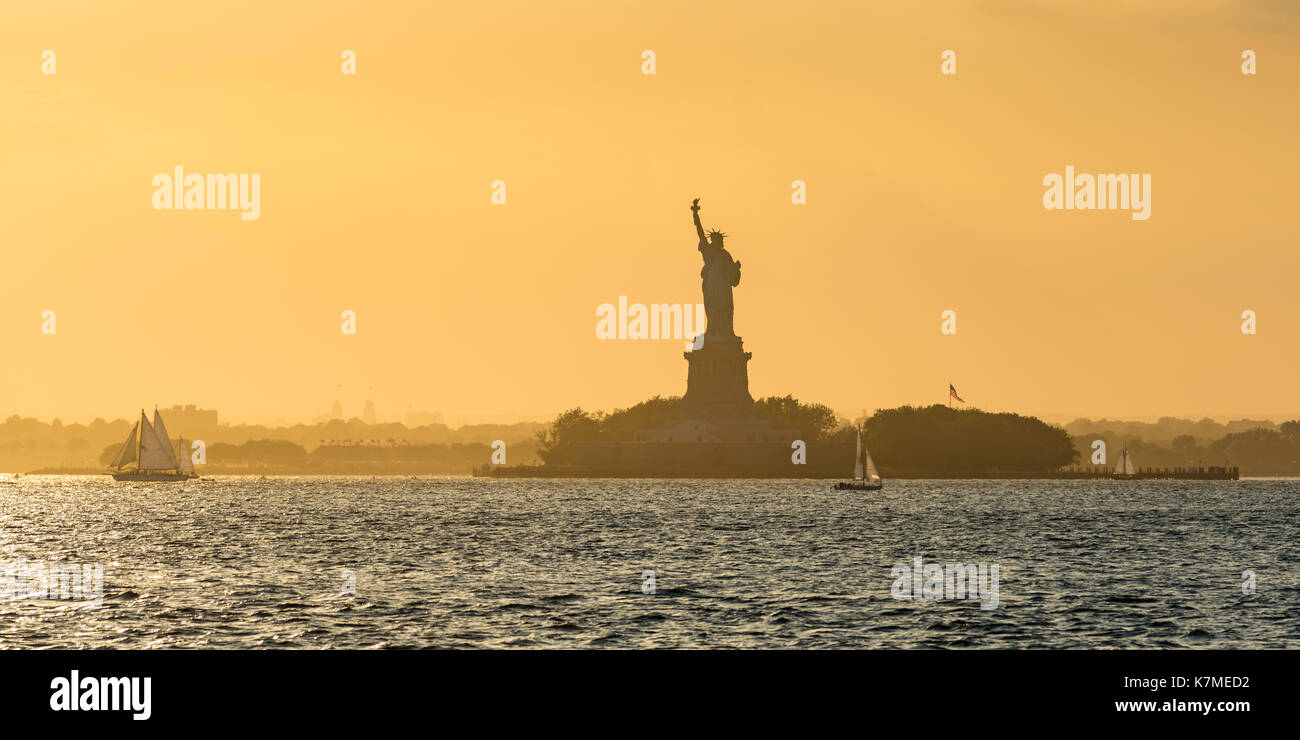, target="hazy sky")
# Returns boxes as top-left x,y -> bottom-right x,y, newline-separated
2,0 -> 1297,425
